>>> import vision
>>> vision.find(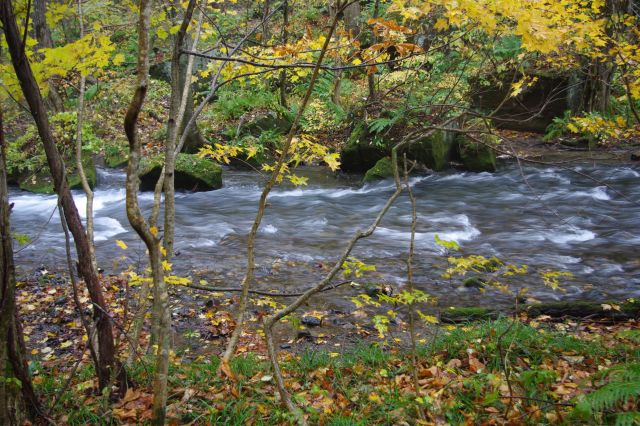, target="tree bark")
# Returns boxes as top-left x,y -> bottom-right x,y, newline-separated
164,0 -> 200,257
32,0 -> 64,112
75,0 -> 97,269
124,0 -> 171,423
278,0 -> 289,109
367,0 -> 380,101
0,91 -> 43,426
0,0 -> 121,394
